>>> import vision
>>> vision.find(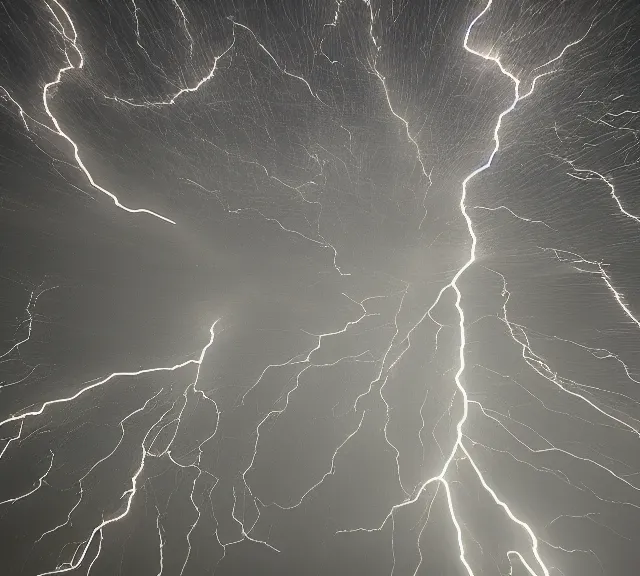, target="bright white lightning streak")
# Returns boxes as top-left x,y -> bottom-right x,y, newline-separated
155,507 -> 165,576
0,421 -> 23,459
0,0 -> 175,224
0,449 -> 54,506
179,468 -> 203,576
559,157 -> 640,225
230,486 -> 280,552
111,17 -> 323,108
606,108 -> 640,117
317,0 -> 345,64
466,402 -> 640,504
171,0 -> 194,57
227,18 -> 324,104
270,410 -> 367,510
128,0 -> 169,78
107,34 -> 236,107
2,1 -> 622,573
35,408 -> 172,576
211,287 -> 413,544
473,205 -> 556,230
0,320 -> 219,441
240,287 -> 407,512
340,2 -> 593,575
0,365 -> 165,433
239,291 -> 386,405
34,390 -> 164,544
33,310 -> 219,576
362,0 -> 433,230
543,247 -> 640,330
25,321 -> 220,575
166,451 -> 224,568
0,283 -> 55,363
85,527 -> 103,576
184,177 -> 350,276
380,370 -> 412,497
491,268 -> 640,447
412,484 -> 440,576
241,293 -> 387,503
325,0 -> 345,28
151,319 -> 222,458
